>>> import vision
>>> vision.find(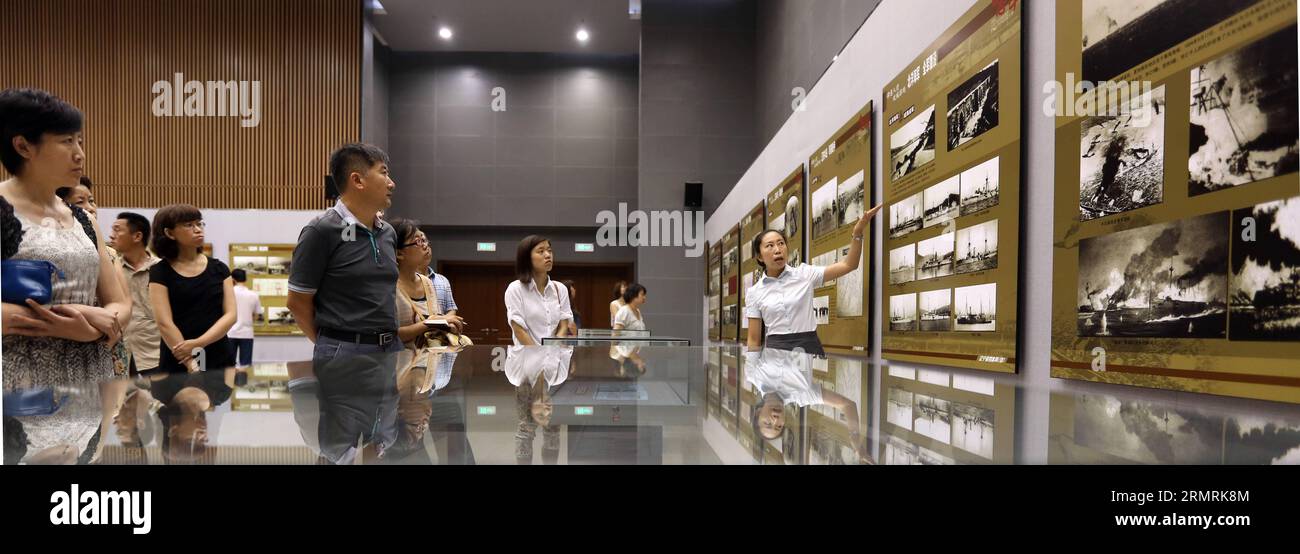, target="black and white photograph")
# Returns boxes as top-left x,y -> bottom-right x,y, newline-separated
811,249 -> 837,272
768,214 -> 784,234
813,295 -> 830,325
887,388 -> 913,430
946,59 -> 999,150
889,243 -> 916,285
786,195 -> 800,240
266,256 -> 291,275
722,246 -> 737,278
1231,197 -> 1300,341
233,255 -> 268,274
889,105 -> 936,181
889,191 -> 923,238
884,436 -> 918,465
959,156 -> 1000,215
722,304 -> 738,327
923,175 -> 961,229
912,393 -> 952,445
920,288 -> 953,332
954,282 -> 997,332
1079,85 -> 1166,221
916,232 -> 955,281
837,170 -> 866,227
890,293 -> 917,331
955,219 -> 999,274
1077,212 -> 1228,338
811,179 -> 838,241
1081,0 -> 1256,83
266,306 -> 295,325
952,402 -> 995,459
1189,25 -> 1299,197
836,245 -> 863,317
